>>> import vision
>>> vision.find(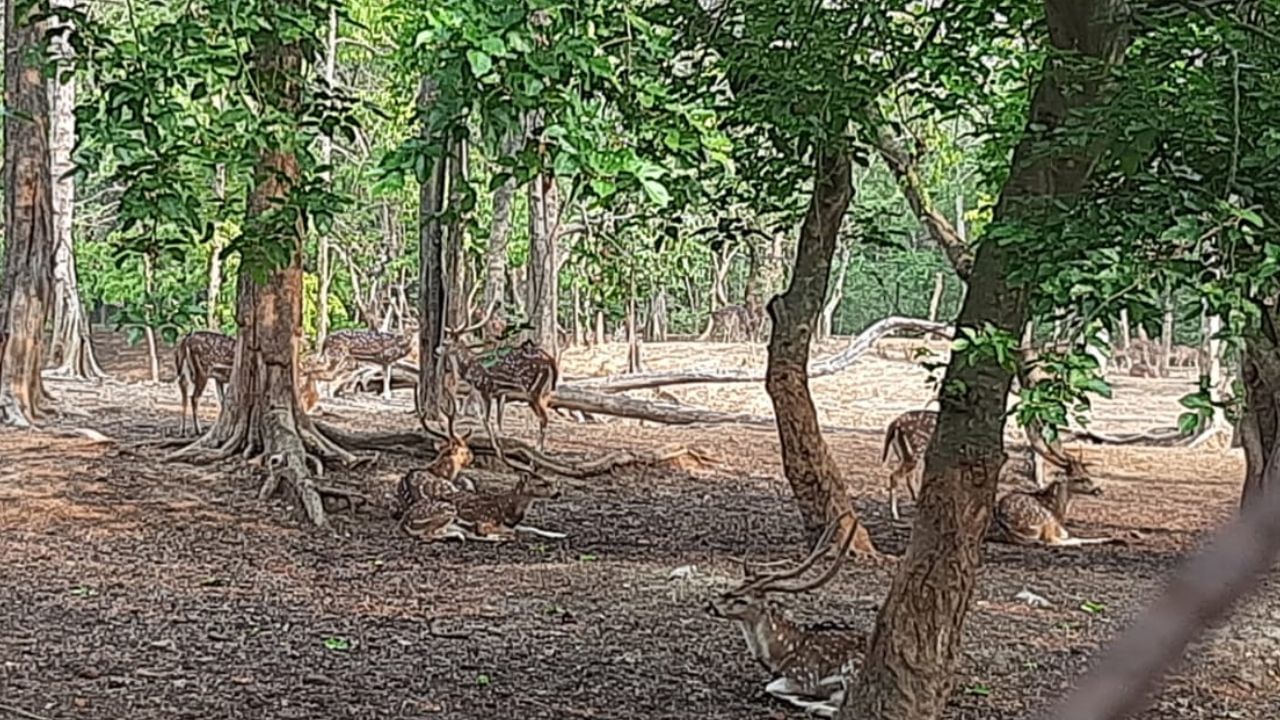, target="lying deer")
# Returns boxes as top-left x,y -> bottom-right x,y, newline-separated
175,331 -> 334,435
707,514 -> 864,718
882,409 -> 1093,519
400,471 -> 565,542
321,328 -> 414,400
393,430 -> 476,518
994,475 -> 1116,547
